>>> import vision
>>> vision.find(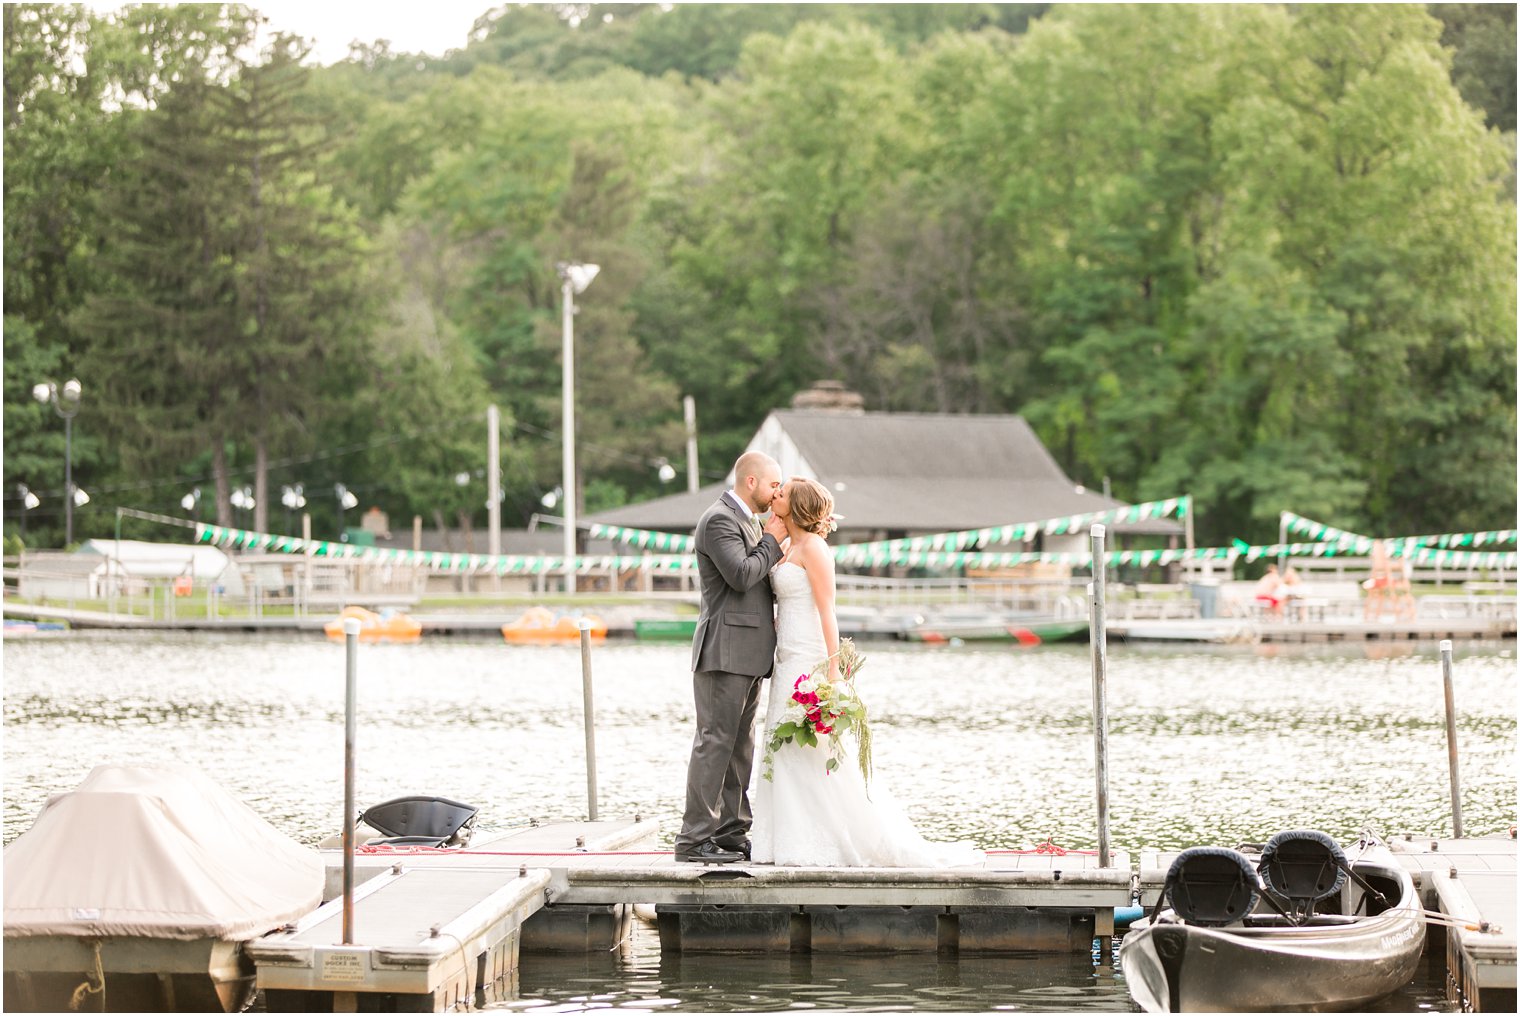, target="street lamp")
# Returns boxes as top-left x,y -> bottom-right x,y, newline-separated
230,485 -> 256,523
16,484 -> 39,541
556,260 -> 599,594
656,458 -> 677,484
281,484 -> 306,535
32,377 -> 82,545
181,487 -> 202,518
334,483 -> 358,540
